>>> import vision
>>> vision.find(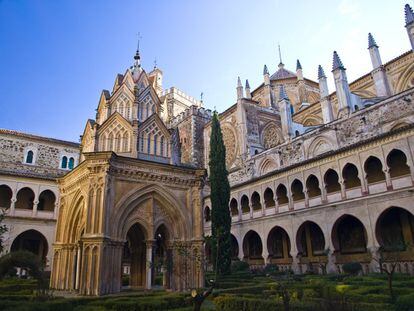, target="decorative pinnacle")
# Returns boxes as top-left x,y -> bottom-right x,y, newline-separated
278,44 -> 283,65
237,76 -> 242,87
245,79 -> 250,89
368,33 -> 378,49
318,65 -> 326,79
134,33 -> 142,61
332,51 -> 345,71
279,85 -> 288,100
405,4 -> 414,26
263,64 -> 269,75
296,59 -> 302,71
